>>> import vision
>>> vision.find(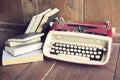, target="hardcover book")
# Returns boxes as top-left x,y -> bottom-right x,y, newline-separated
5,42 -> 43,56
8,33 -> 44,42
5,37 -> 41,47
2,50 -> 43,66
